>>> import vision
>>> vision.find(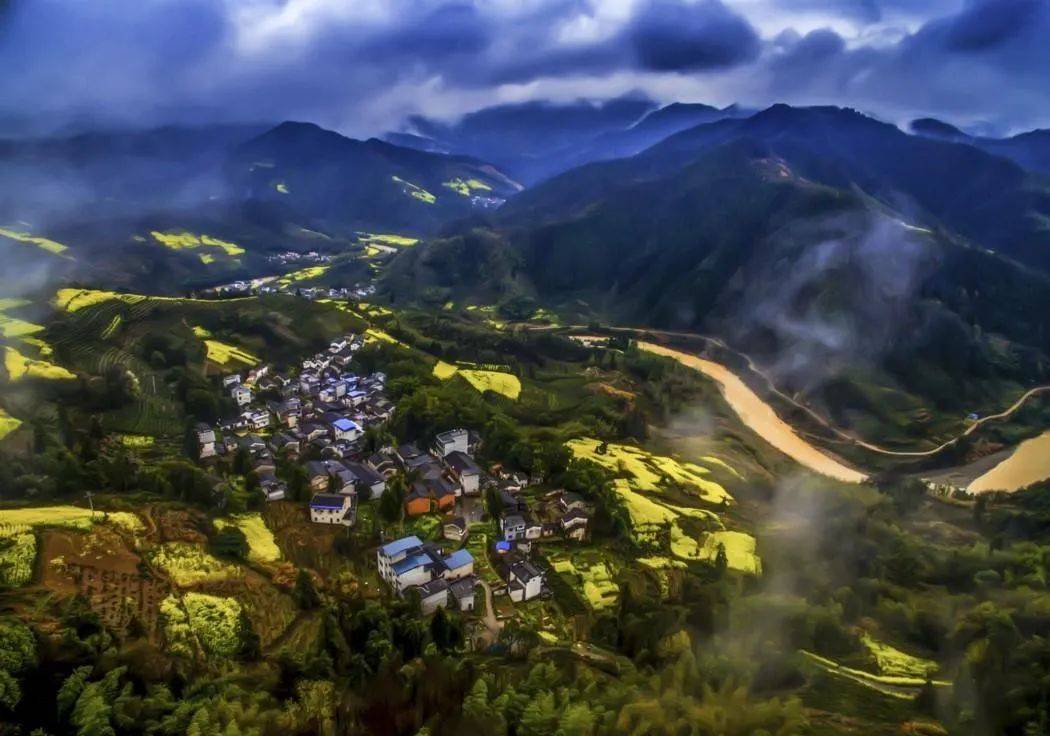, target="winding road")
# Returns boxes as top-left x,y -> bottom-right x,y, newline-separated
571,325 -> 1050,461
